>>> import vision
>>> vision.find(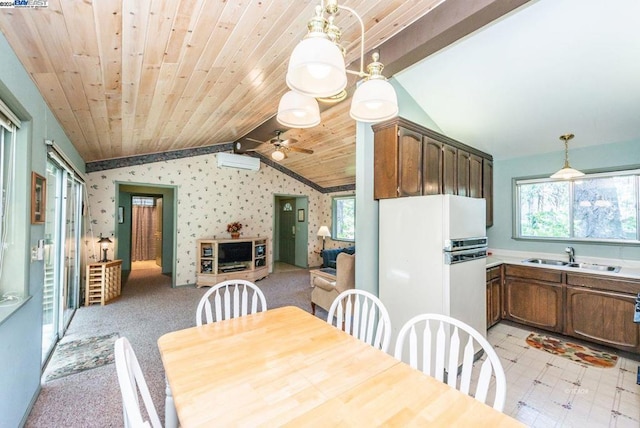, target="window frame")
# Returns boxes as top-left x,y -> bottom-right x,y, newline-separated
331,195 -> 355,243
513,168 -> 640,245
